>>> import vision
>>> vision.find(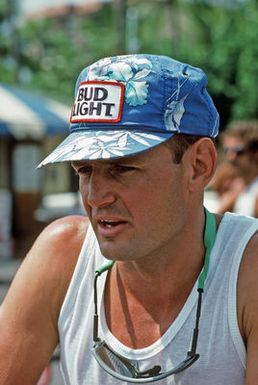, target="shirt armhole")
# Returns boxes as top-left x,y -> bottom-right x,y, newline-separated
228,221 -> 258,368
58,224 -> 96,330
